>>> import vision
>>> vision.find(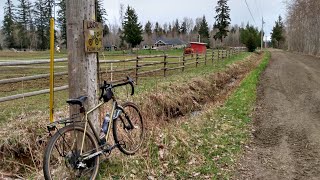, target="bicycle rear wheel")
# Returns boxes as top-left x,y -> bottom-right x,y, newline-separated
113,102 -> 144,155
43,125 -> 100,180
